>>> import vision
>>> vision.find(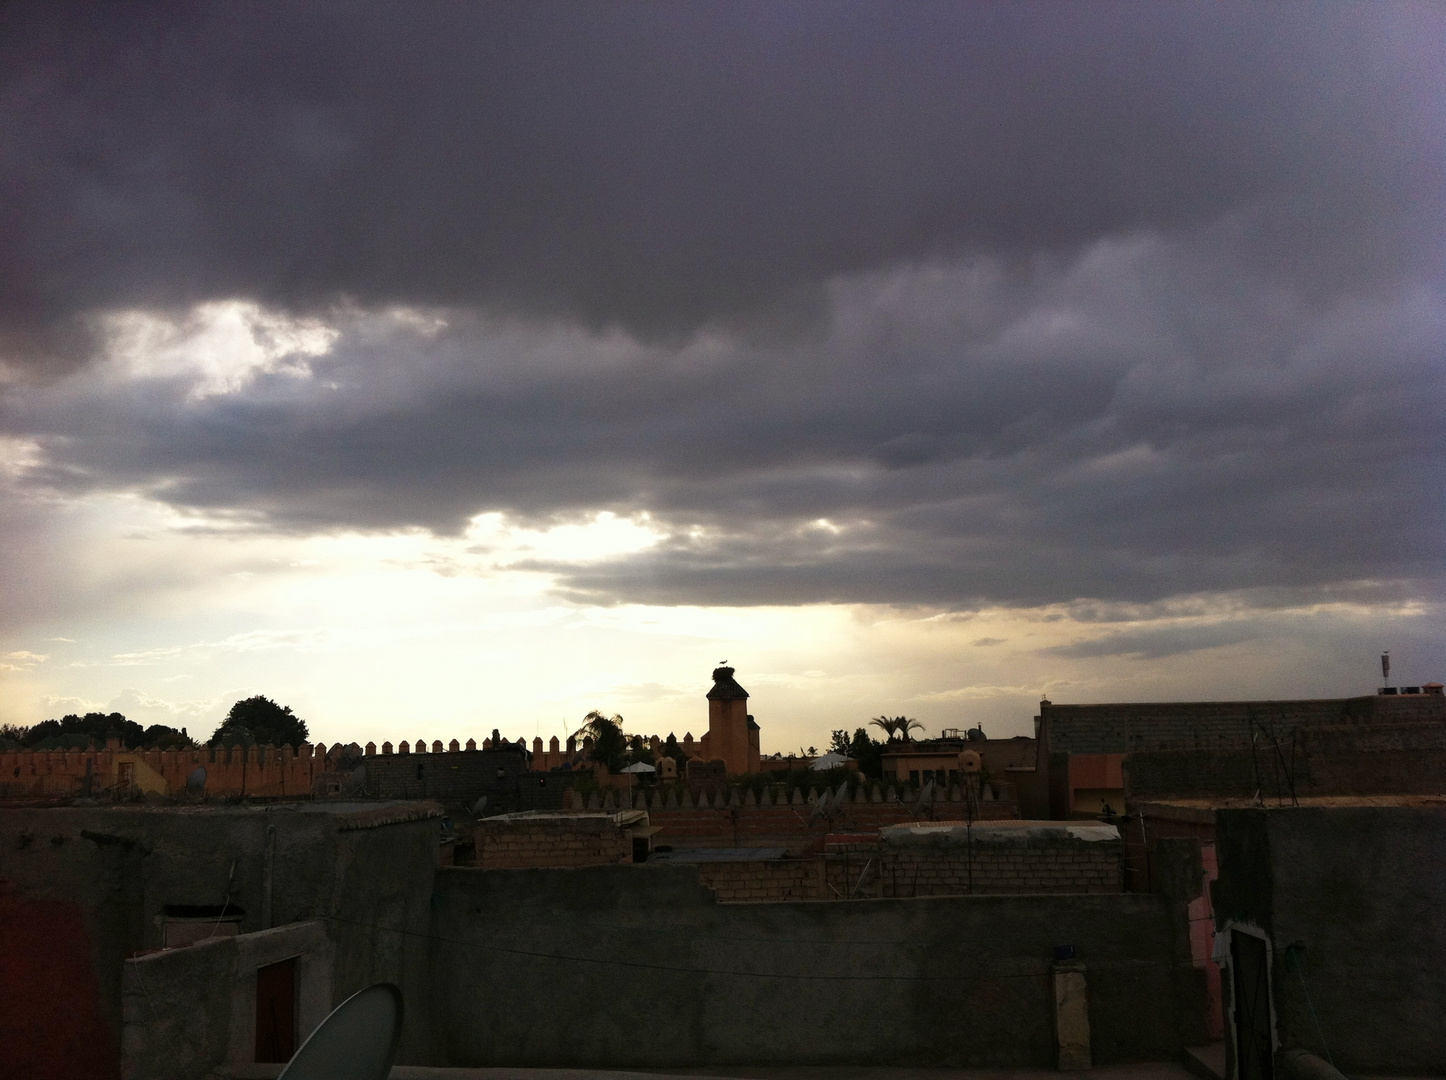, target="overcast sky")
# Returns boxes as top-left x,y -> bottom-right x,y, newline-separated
2,3 -> 1442,748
